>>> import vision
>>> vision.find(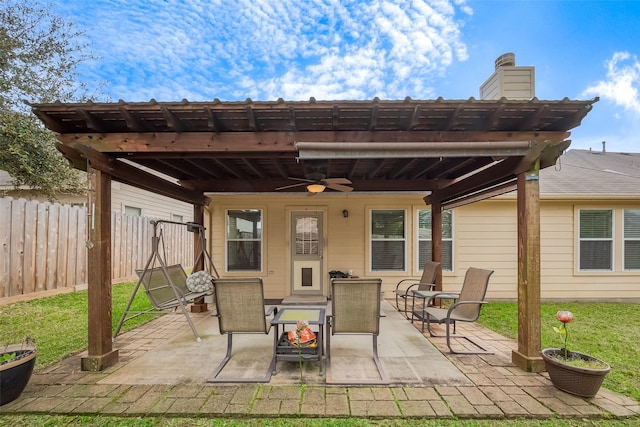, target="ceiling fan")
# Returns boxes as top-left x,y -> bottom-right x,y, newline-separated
275,172 -> 353,194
